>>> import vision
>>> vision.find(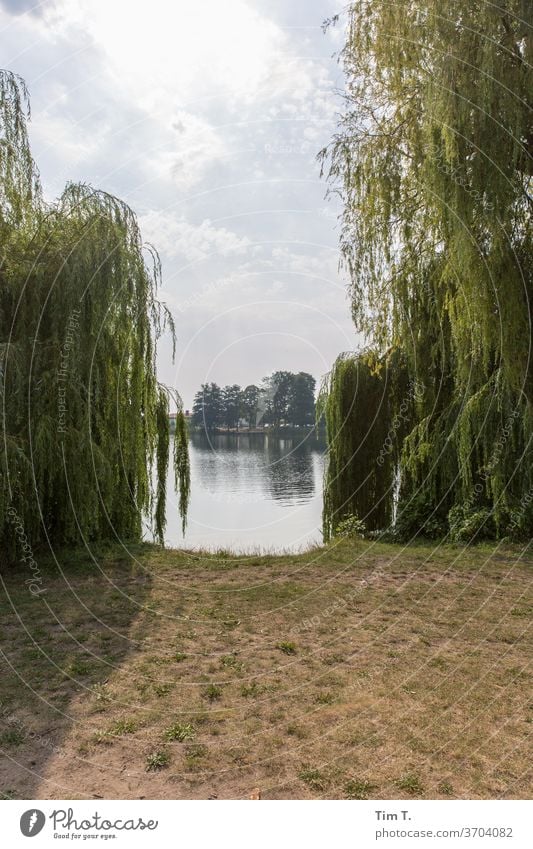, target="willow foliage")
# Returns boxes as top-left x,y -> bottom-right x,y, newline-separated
319,350 -> 412,539
321,2 -> 533,539
0,71 -> 189,561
